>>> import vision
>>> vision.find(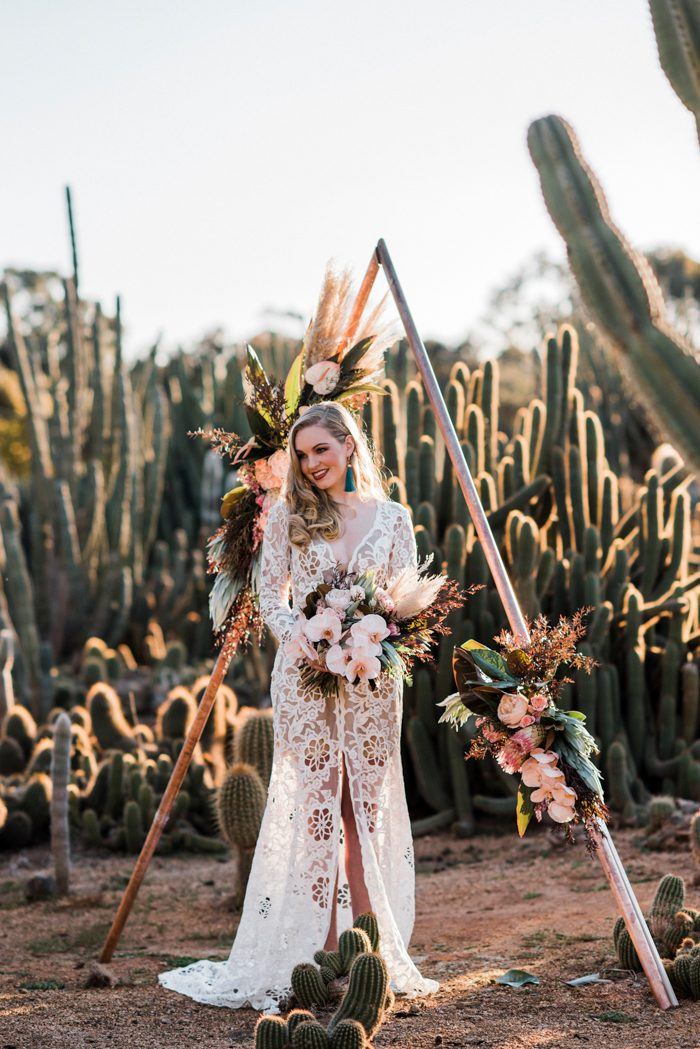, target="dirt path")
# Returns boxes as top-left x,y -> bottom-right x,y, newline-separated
1,828 -> 699,1048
